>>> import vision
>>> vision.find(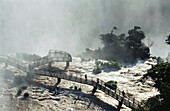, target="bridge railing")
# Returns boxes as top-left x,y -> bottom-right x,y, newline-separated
0,56 -> 28,71
29,56 -> 48,69
29,55 -> 71,70
0,54 -> 143,109
30,68 -> 143,108
48,50 -> 72,62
